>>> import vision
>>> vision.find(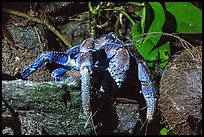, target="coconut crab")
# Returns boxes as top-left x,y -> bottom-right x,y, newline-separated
19,32 -> 157,123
